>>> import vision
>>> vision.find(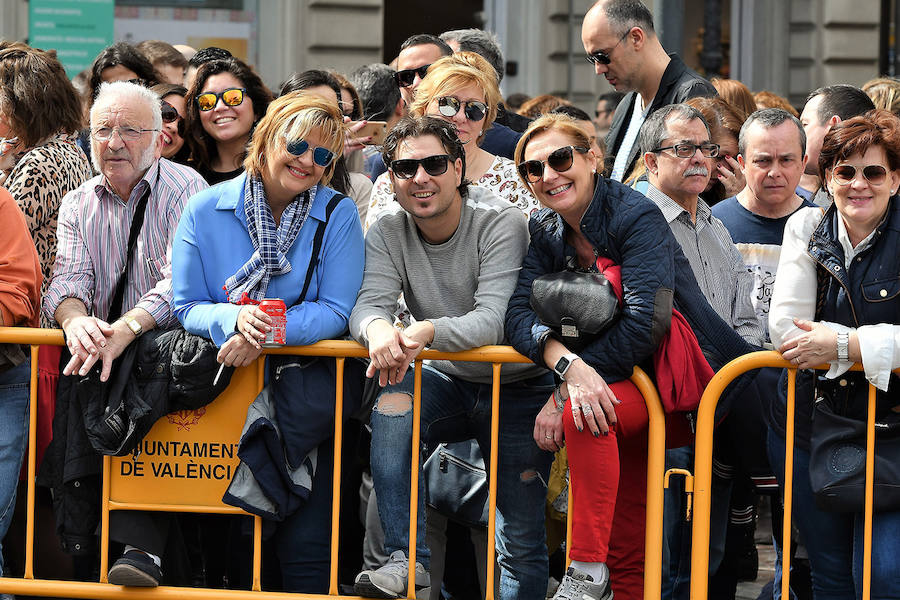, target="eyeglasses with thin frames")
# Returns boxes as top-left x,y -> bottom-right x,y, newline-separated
831,164 -> 888,186
91,126 -> 160,142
